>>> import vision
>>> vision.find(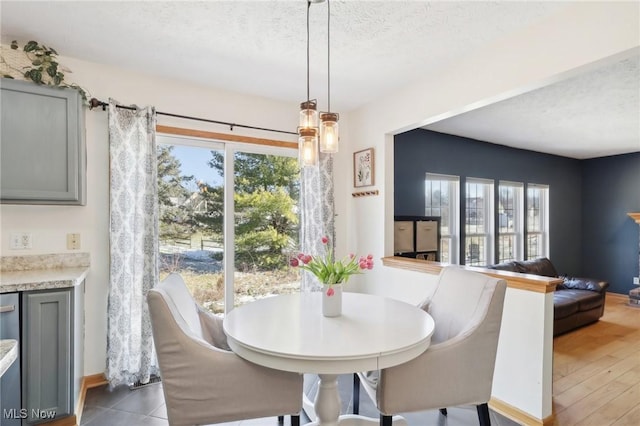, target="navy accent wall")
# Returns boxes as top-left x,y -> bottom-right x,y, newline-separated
581,153 -> 640,295
395,129 -> 583,275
